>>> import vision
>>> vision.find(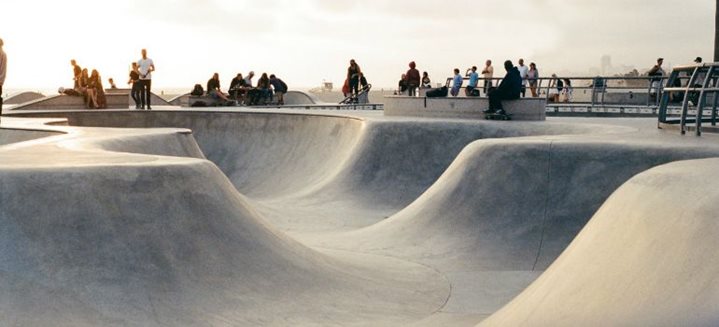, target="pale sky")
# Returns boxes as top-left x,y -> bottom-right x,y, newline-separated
0,0 -> 714,91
